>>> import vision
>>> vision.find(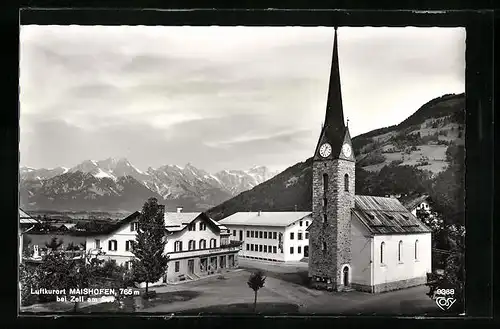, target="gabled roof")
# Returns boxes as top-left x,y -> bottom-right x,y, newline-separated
353,195 -> 431,235
219,212 -> 312,227
400,194 -> 430,211
19,208 -> 40,224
